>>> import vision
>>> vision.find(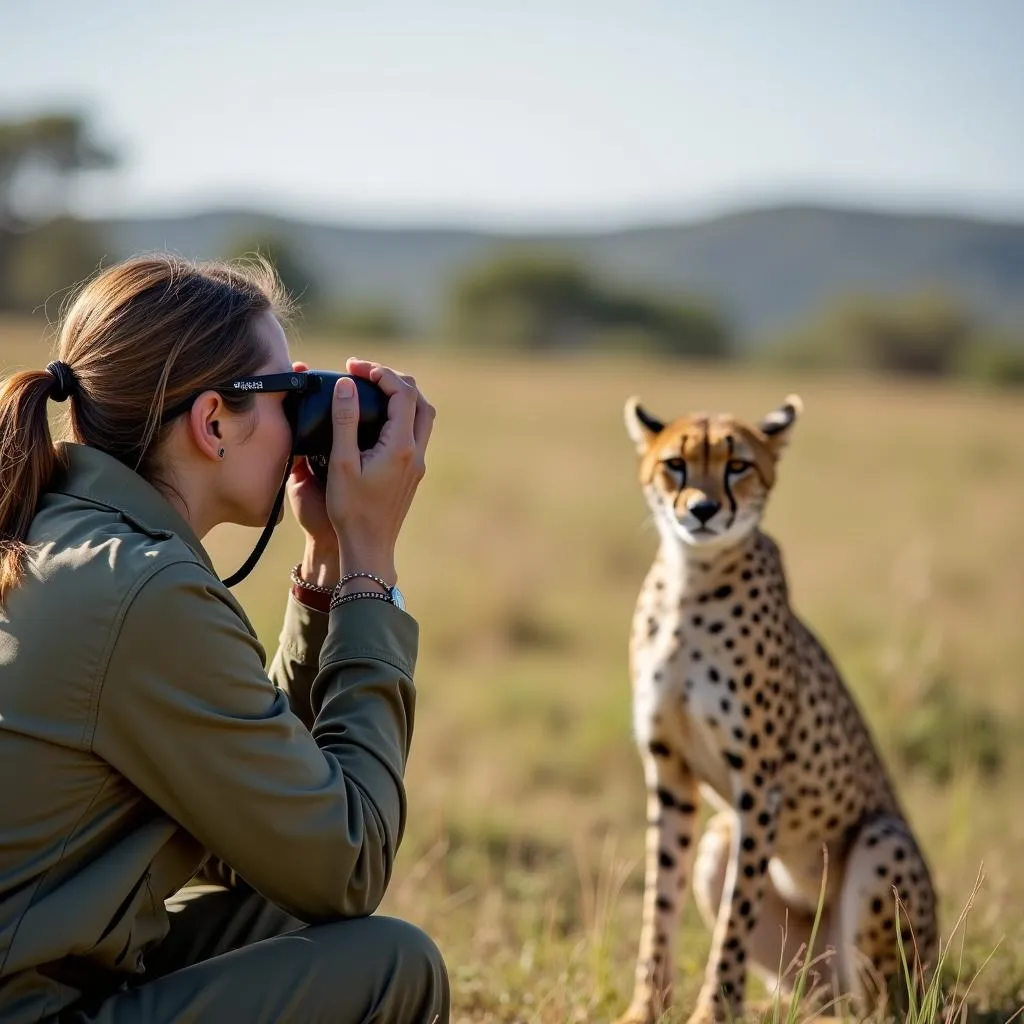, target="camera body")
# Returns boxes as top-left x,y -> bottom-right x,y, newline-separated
290,371 -> 388,485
